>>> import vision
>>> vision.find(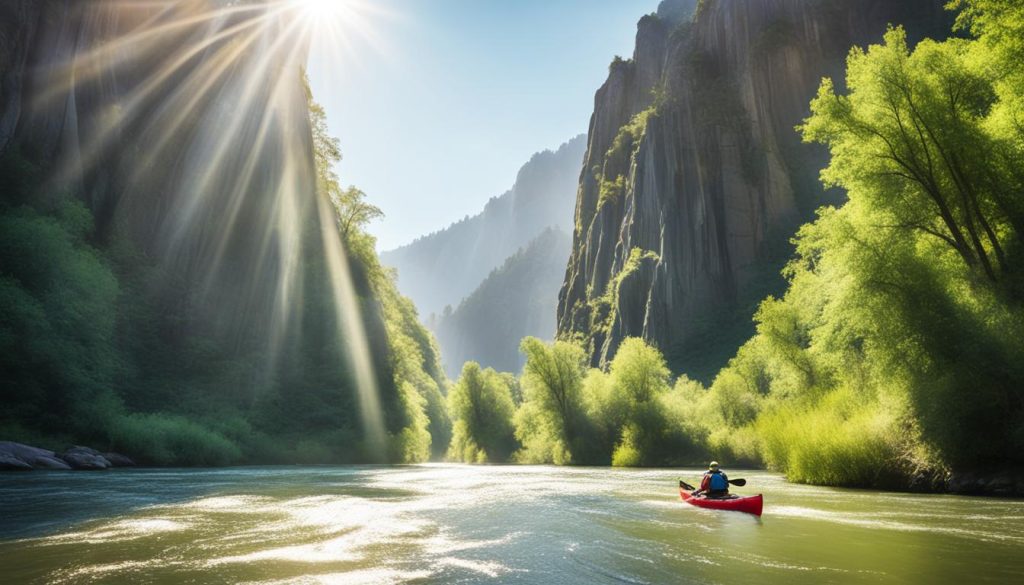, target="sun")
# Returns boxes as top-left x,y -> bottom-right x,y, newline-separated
292,0 -> 352,21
